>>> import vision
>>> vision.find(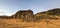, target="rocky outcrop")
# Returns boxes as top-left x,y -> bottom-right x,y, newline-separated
0,10 -> 34,22
12,10 -> 33,18
11,10 -> 34,21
